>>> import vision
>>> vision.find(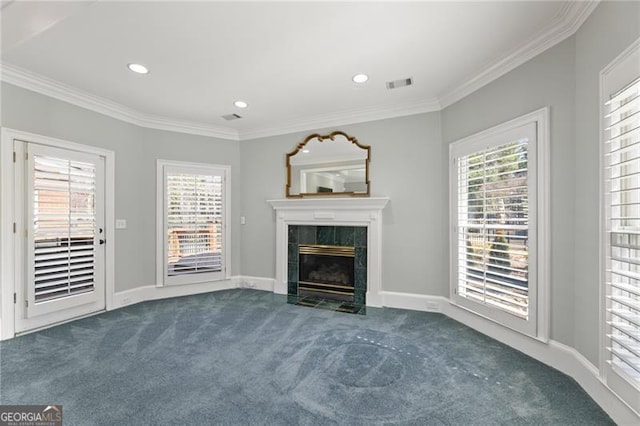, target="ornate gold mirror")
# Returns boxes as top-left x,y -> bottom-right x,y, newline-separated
286,131 -> 370,198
